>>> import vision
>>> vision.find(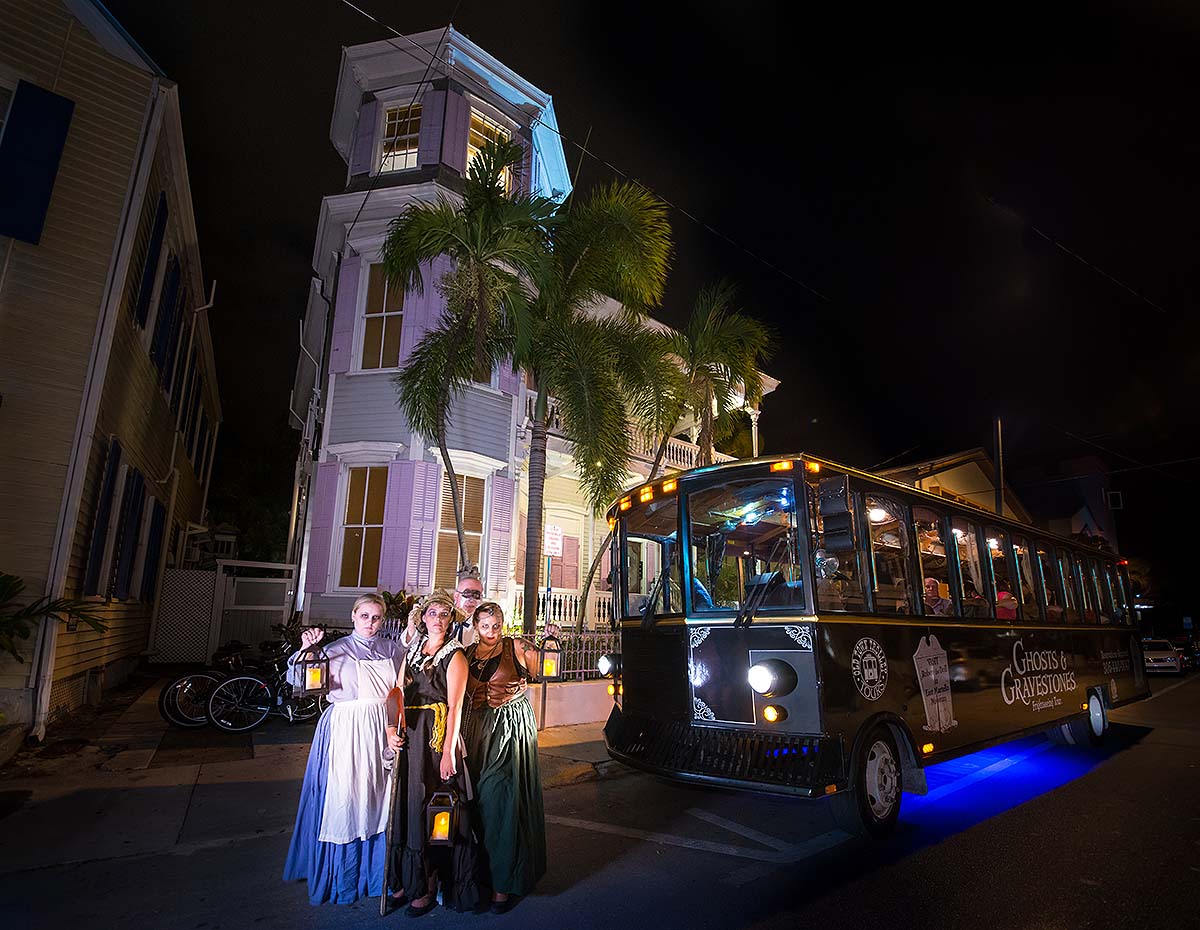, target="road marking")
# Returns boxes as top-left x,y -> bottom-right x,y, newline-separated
686,808 -> 794,851
1141,673 -> 1200,703
919,742 -> 1055,803
546,814 -> 787,862
724,831 -> 851,886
